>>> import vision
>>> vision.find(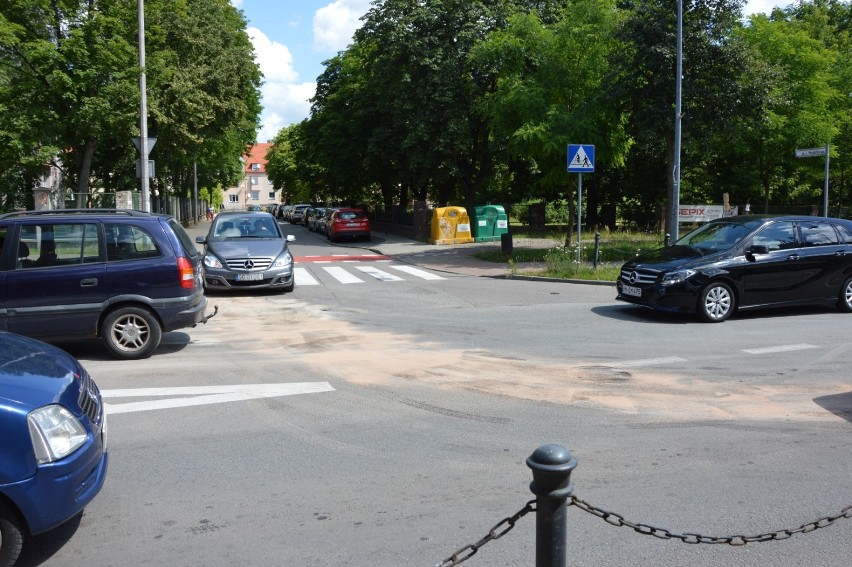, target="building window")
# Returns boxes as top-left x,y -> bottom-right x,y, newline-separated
249,176 -> 259,185
251,191 -> 260,201
229,194 -> 239,203
268,191 -> 276,199
250,163 -> 261,171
